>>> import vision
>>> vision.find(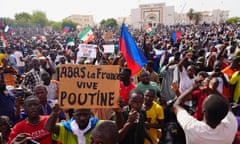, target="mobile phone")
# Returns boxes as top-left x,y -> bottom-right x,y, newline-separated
27,139 -> 40,144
